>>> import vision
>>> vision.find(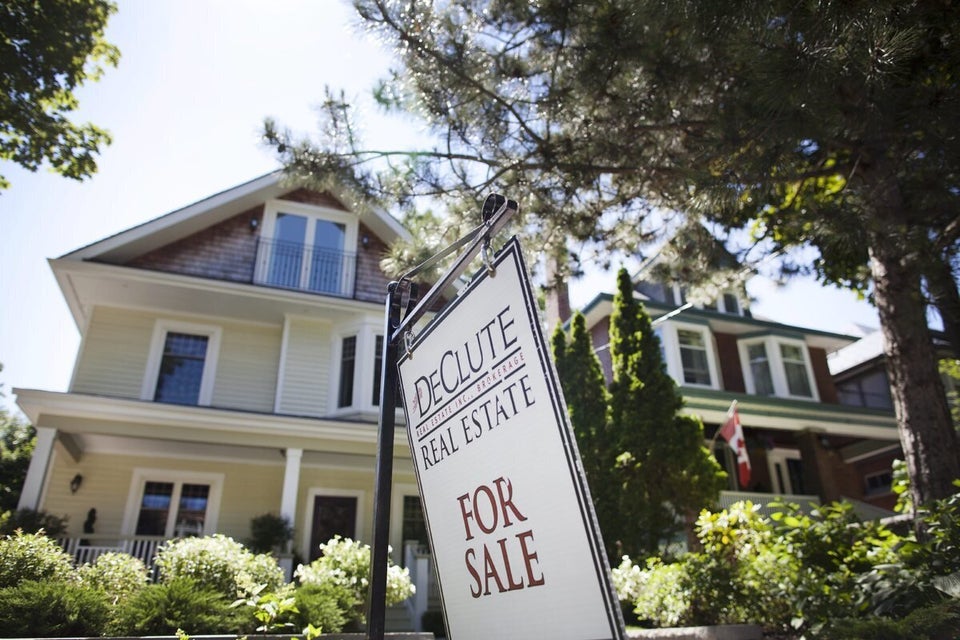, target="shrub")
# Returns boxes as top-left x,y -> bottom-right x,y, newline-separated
295,536 -> 414,625
0,579 -> 110,637
107,576 -> 242,636
248,512 -> 294,554
288,582 -> 351,633
154,534 -> 285,597
76,551 -> 149,602
0,508 -> 68,536
0,529 -> 73,588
